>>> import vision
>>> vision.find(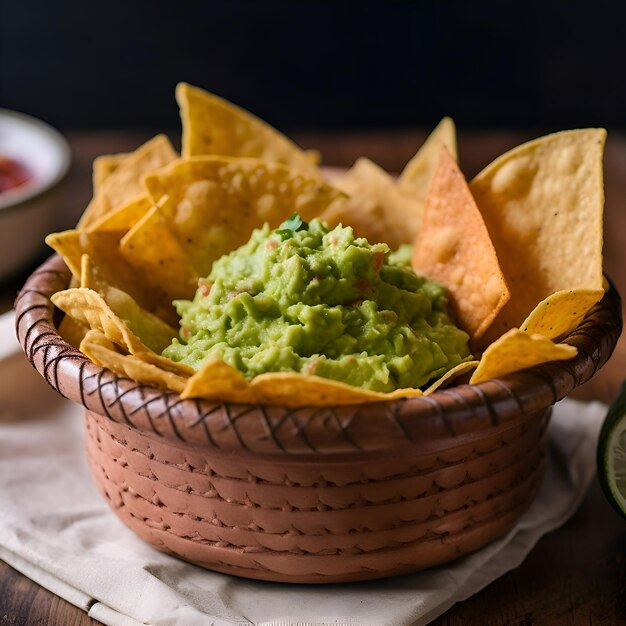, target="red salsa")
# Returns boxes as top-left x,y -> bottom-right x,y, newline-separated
0,155 -> 32,193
